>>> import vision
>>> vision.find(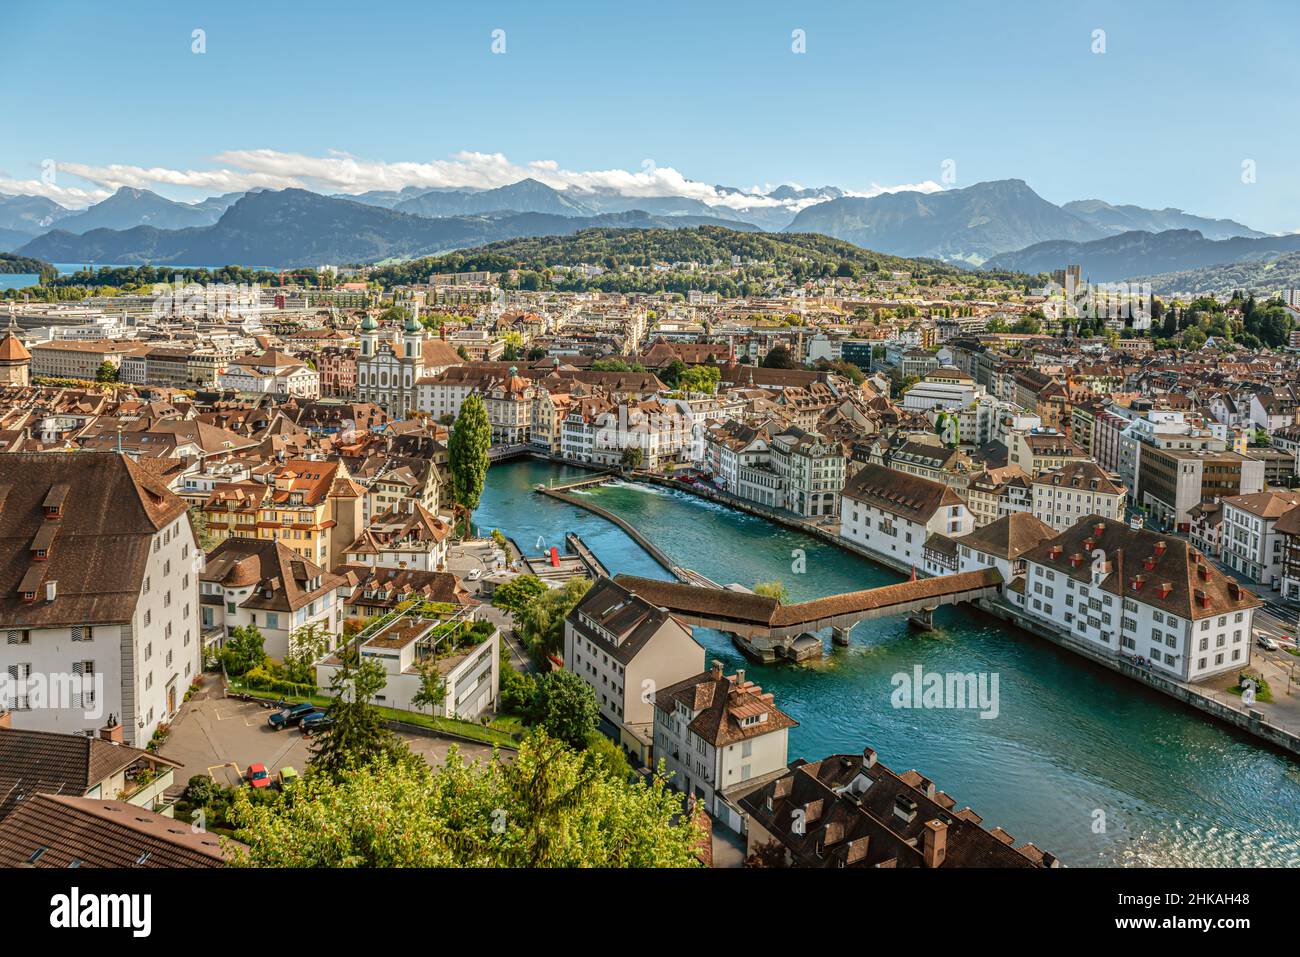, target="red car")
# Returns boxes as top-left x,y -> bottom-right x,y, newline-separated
246,763 -> 272,789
